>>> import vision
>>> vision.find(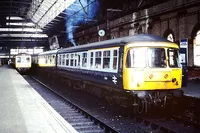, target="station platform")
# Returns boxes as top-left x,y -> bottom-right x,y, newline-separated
0,65 -> 78,133
182,79 -> 200,99
182,68 -> 200,99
